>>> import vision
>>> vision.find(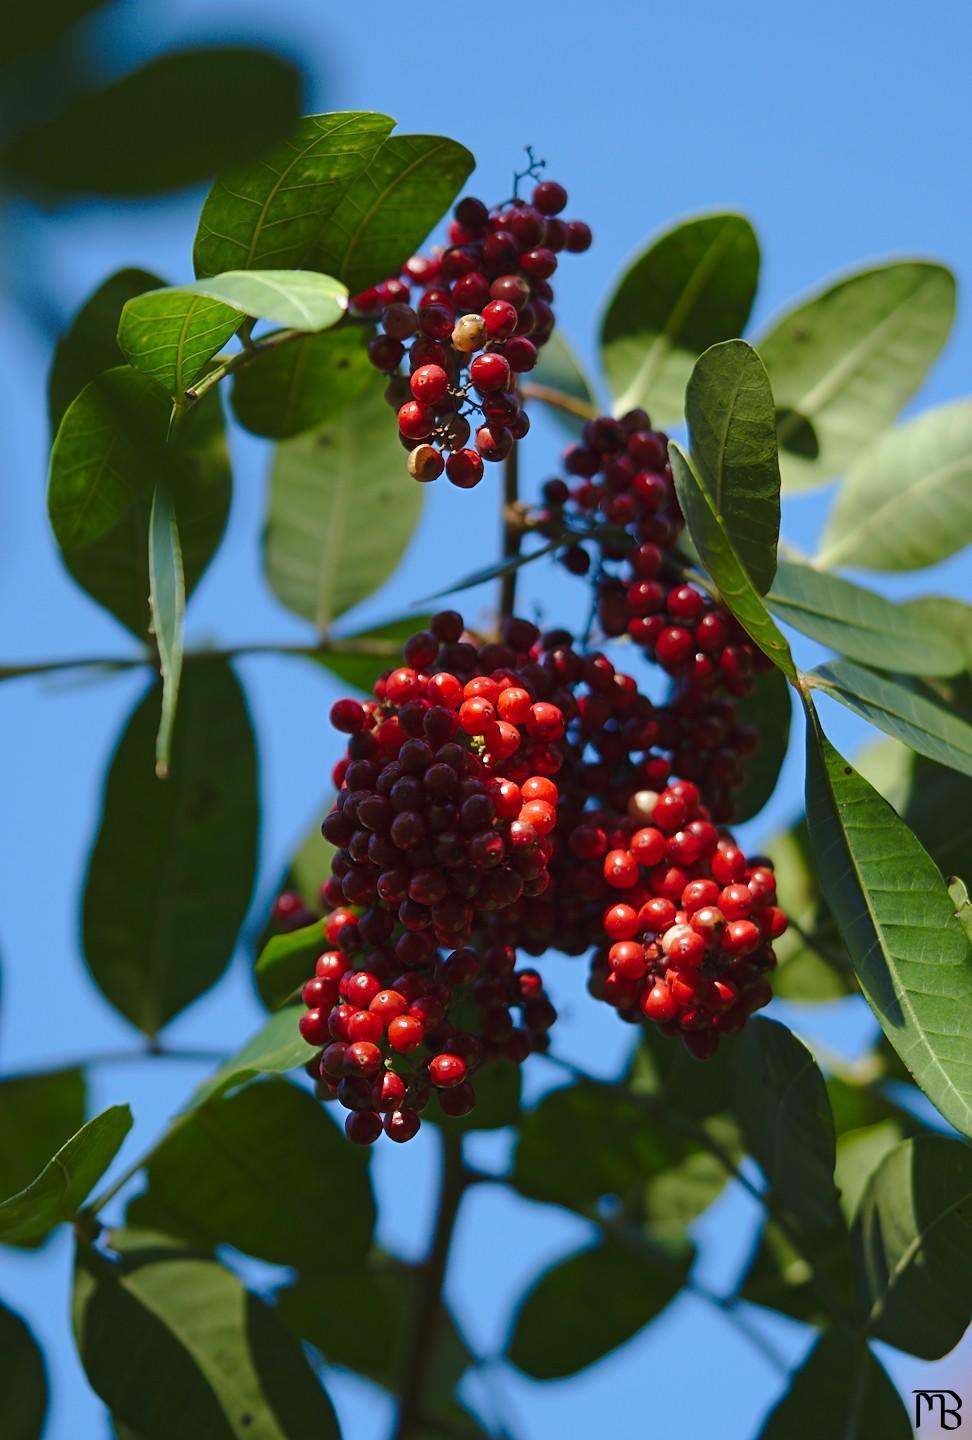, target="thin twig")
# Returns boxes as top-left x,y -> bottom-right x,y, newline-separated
0,1045 -> 227,1083
499,441 -> 522,620
519,381 -> 598,421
